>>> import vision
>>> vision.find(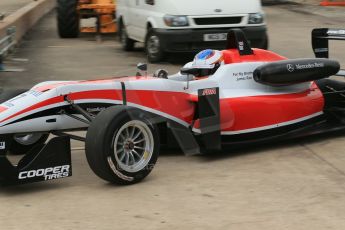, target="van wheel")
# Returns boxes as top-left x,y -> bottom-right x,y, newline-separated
85,106 -> 160,185
253,35 -> 269,50
145,29 -> 165,63
119,23 -> 135,51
